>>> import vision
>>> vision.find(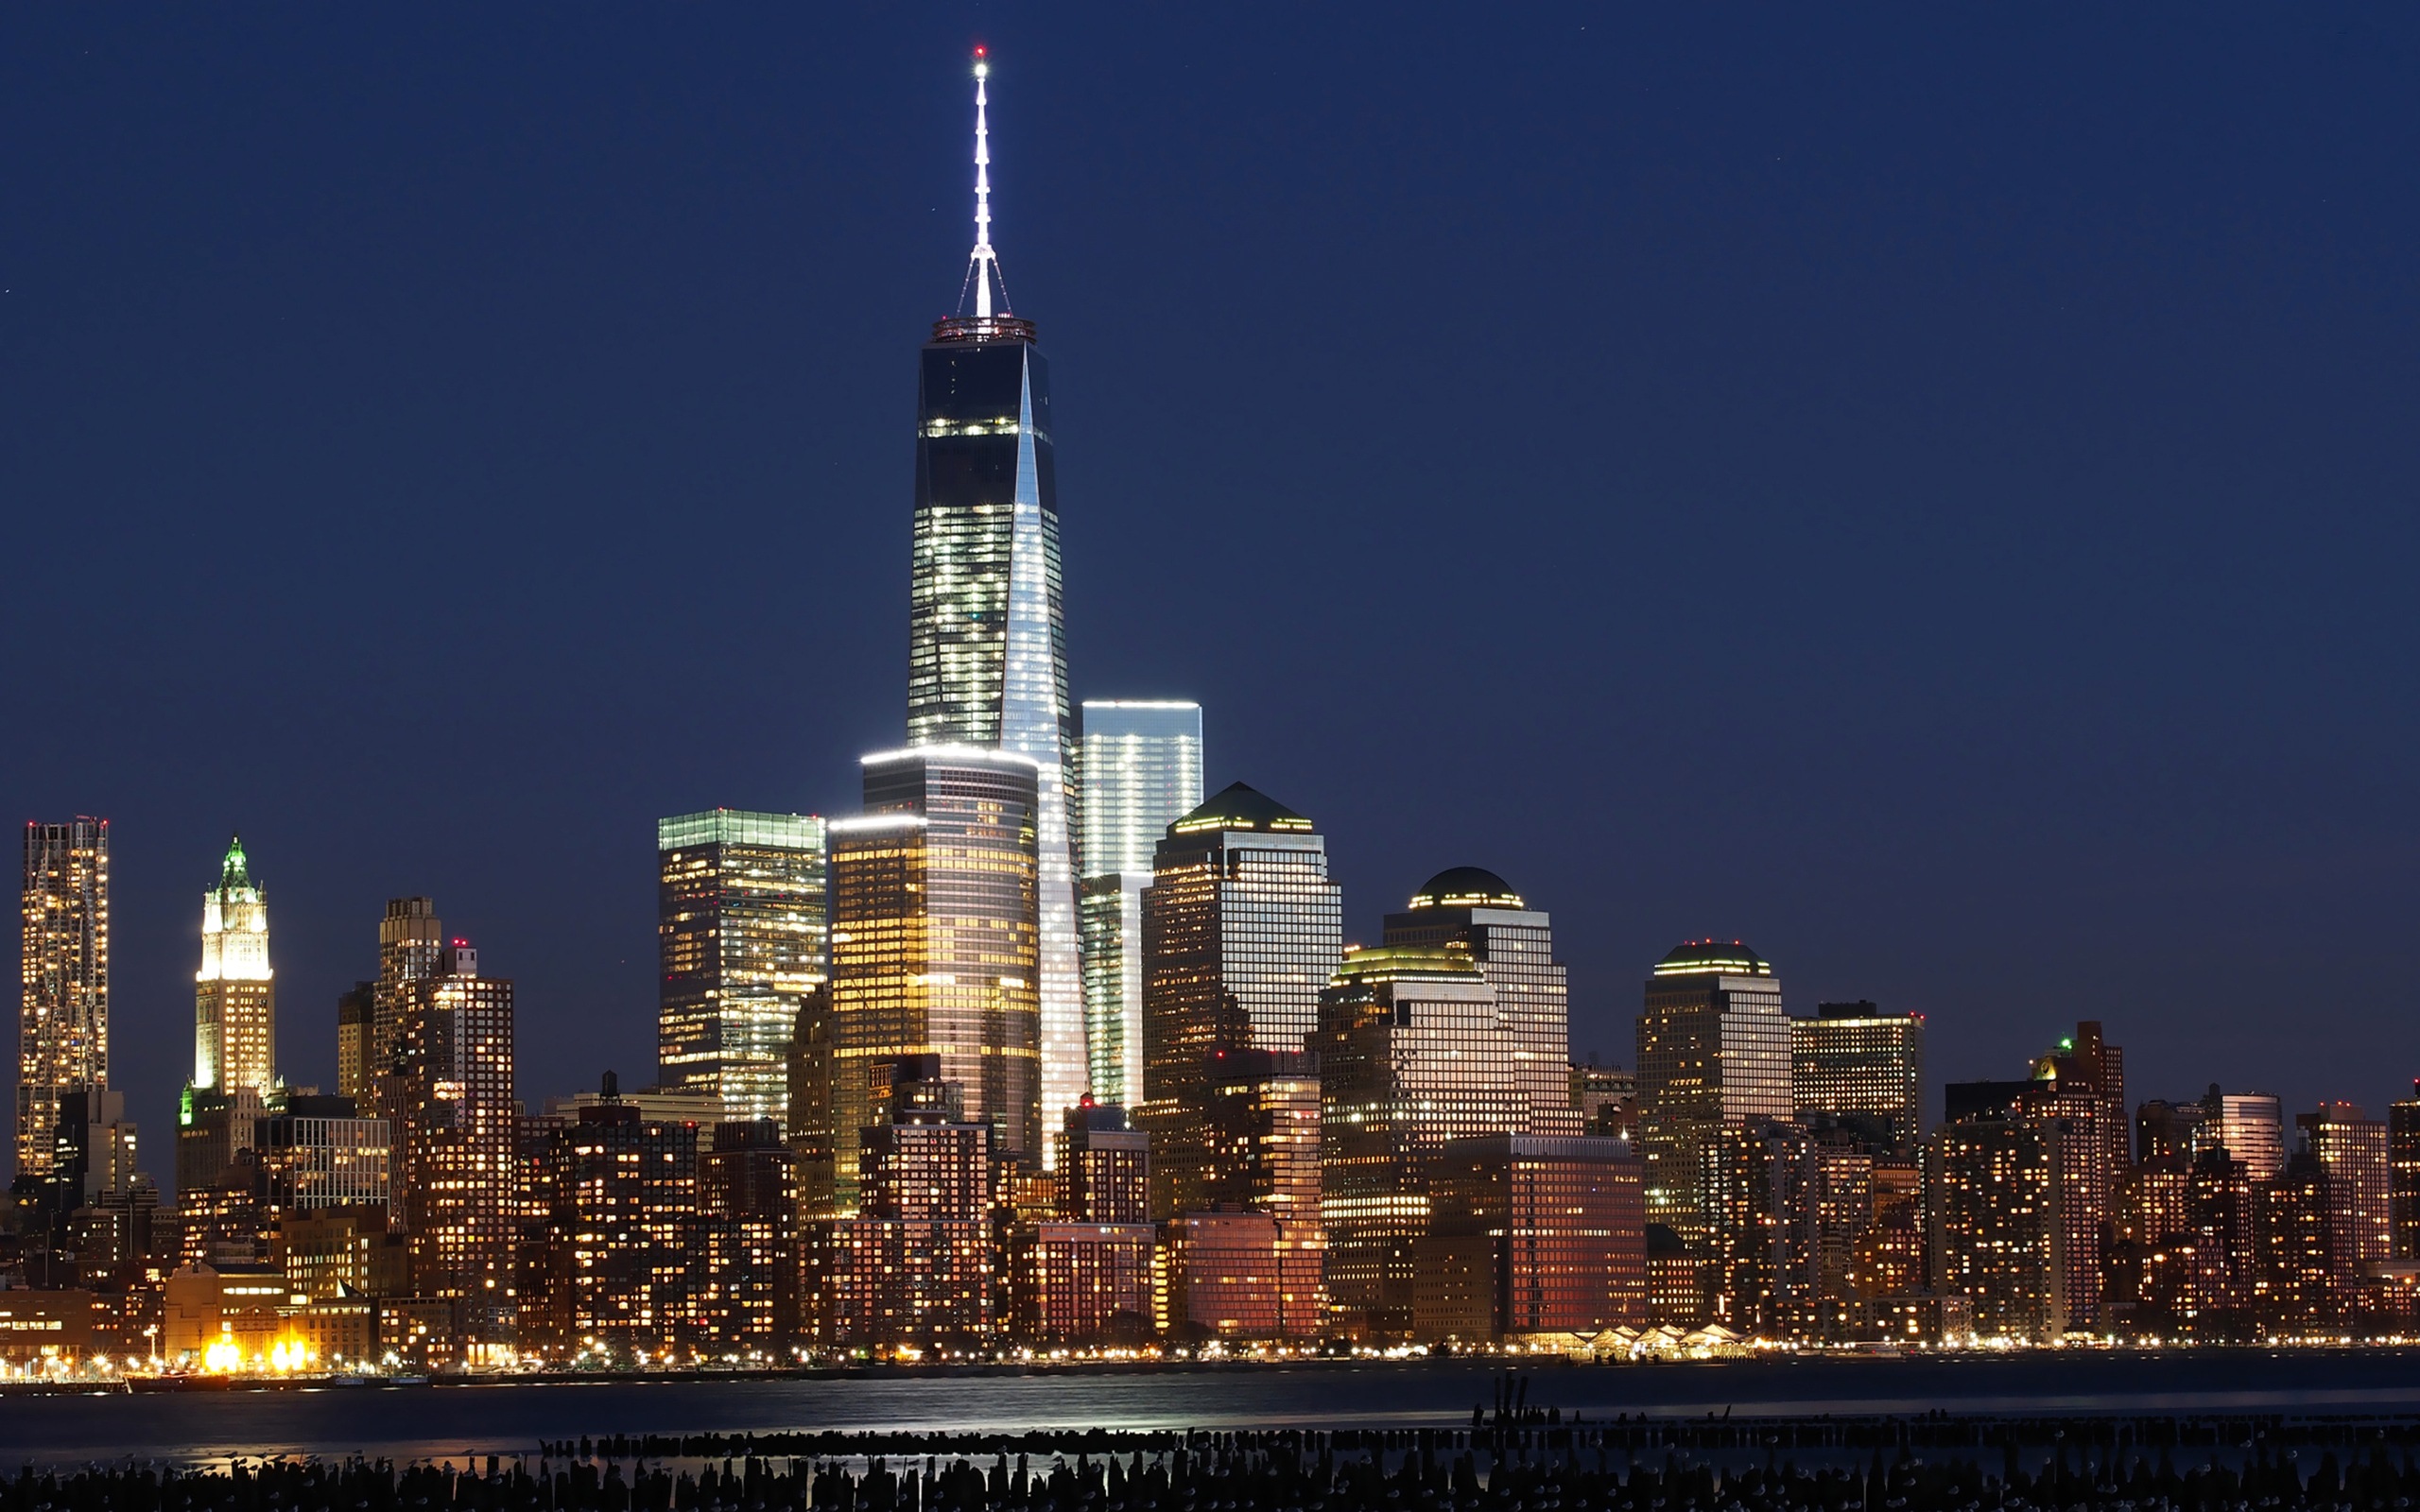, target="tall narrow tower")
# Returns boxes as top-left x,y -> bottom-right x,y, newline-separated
18,818 -> 110,1181
194,835 -> 276,1098
907,48 -> 1083,1165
